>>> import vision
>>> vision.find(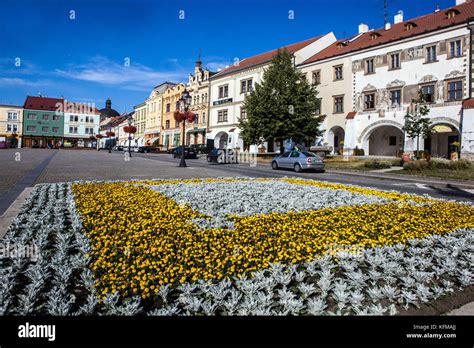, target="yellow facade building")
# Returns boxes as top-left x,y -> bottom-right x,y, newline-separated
0,104 -> 23,148
161,83 -> 185,148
